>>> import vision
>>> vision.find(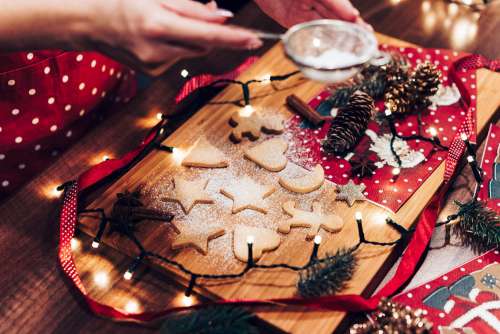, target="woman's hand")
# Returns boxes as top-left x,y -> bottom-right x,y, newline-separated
254,0 -> 371,30
0,0 -> 262,76
82,0 -> 262,75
